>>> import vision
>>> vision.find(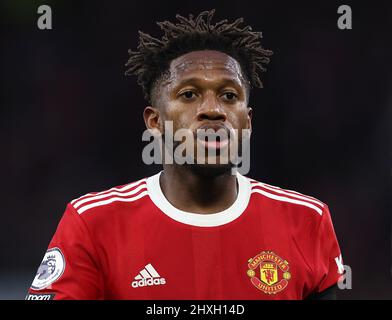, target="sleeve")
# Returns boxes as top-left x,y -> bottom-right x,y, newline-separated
26,203 -> 104,300
312,204 -> 344,293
